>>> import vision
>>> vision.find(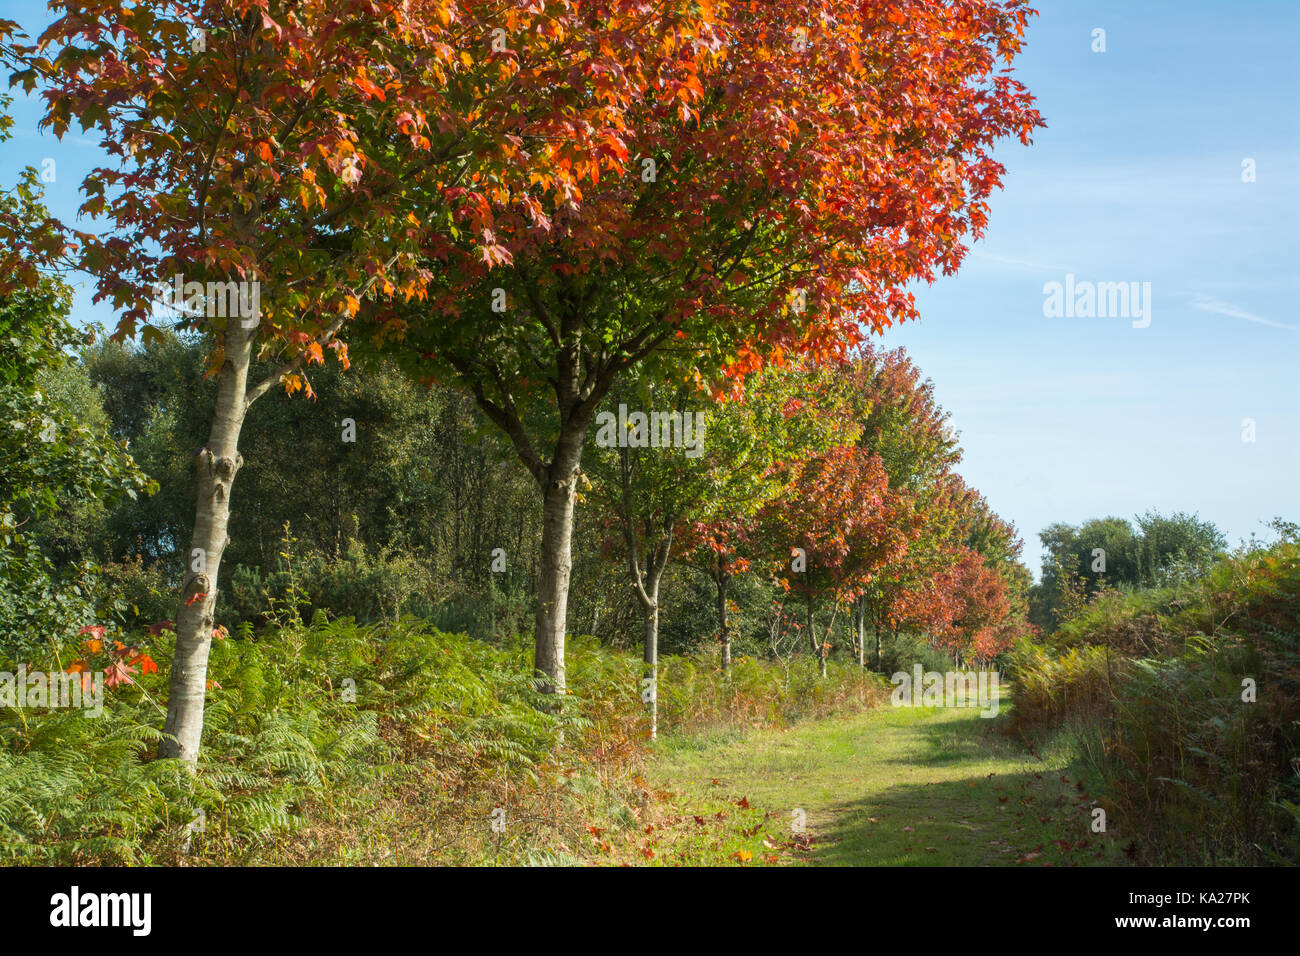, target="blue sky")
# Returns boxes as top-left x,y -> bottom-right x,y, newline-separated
875,0 -> 1300,572
2,0 -> 1297,575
